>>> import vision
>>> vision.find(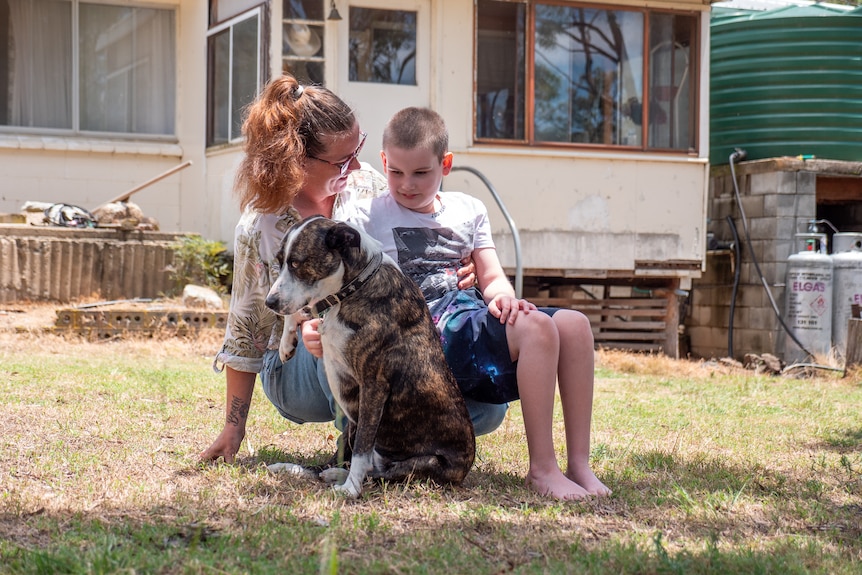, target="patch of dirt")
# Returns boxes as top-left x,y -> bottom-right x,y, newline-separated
0,299 -> 225,352
2,301 -> 854,384
0,303 -> 60,333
